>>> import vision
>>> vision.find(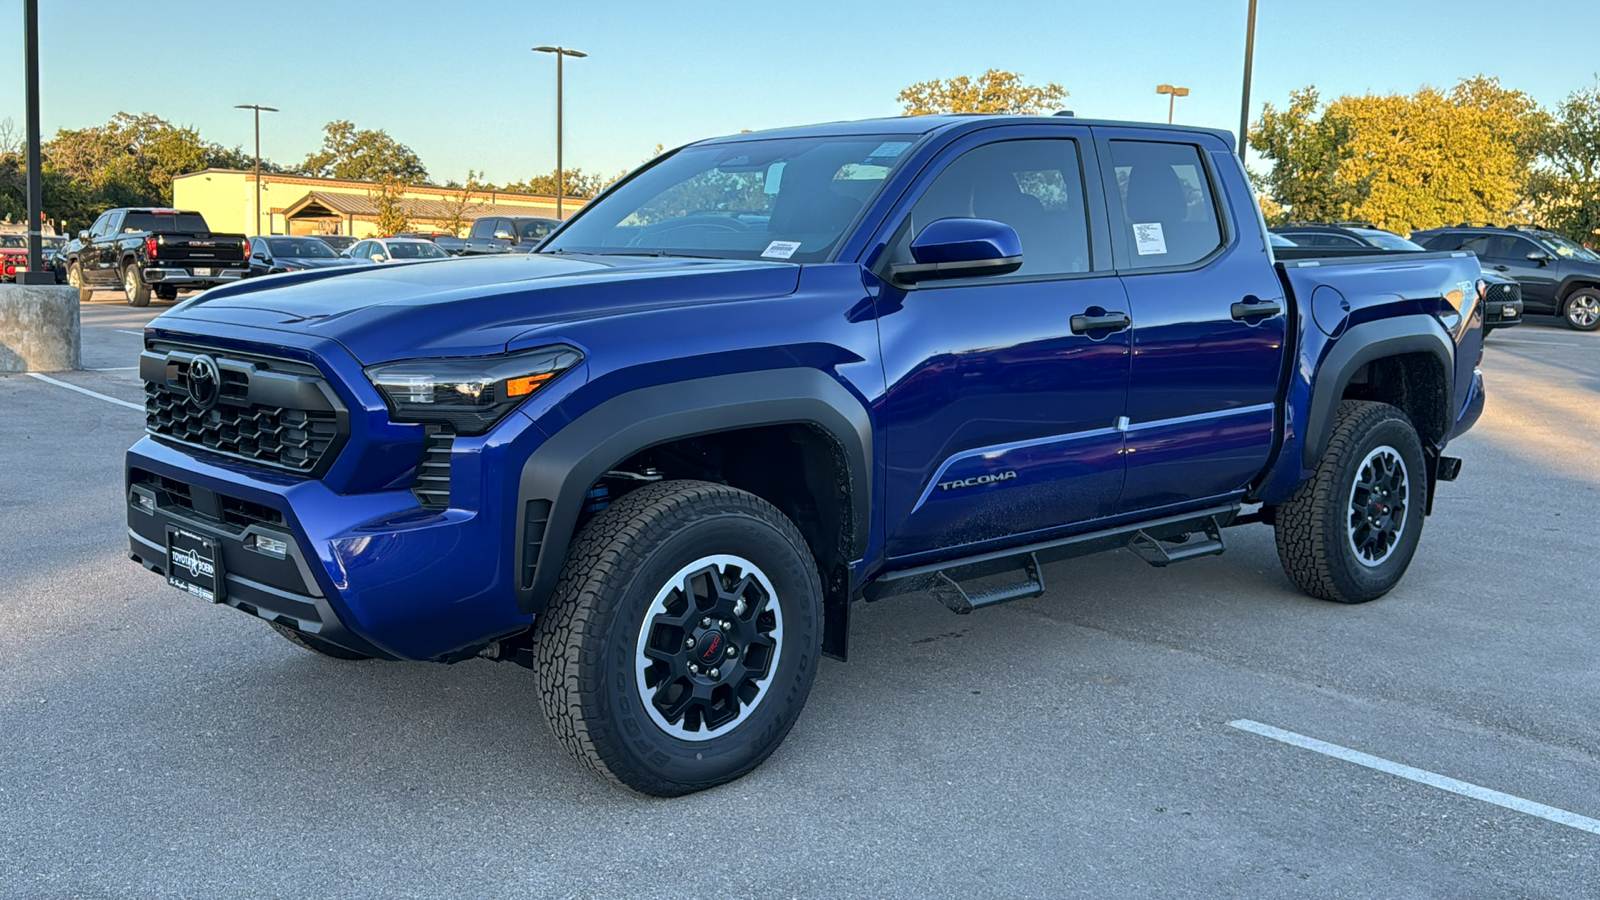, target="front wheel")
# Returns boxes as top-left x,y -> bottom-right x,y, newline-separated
532,480 -> 822,796
67,262 -> 91,302
1562,288 -> 1600,331
1274,400 -> 1427,603
122,264 -> 150,307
